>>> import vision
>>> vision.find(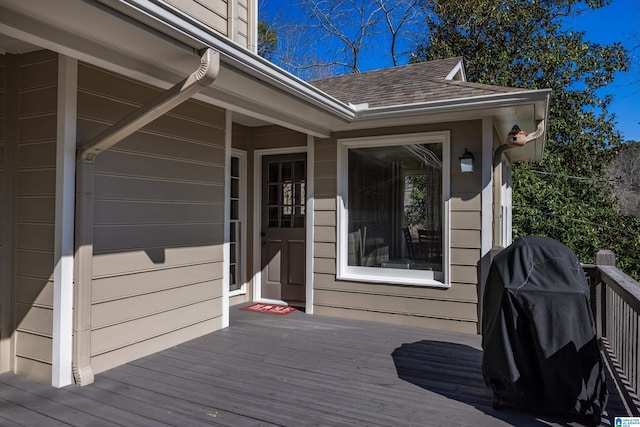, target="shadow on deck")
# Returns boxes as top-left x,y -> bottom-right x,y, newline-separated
0,306 -> 630,426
